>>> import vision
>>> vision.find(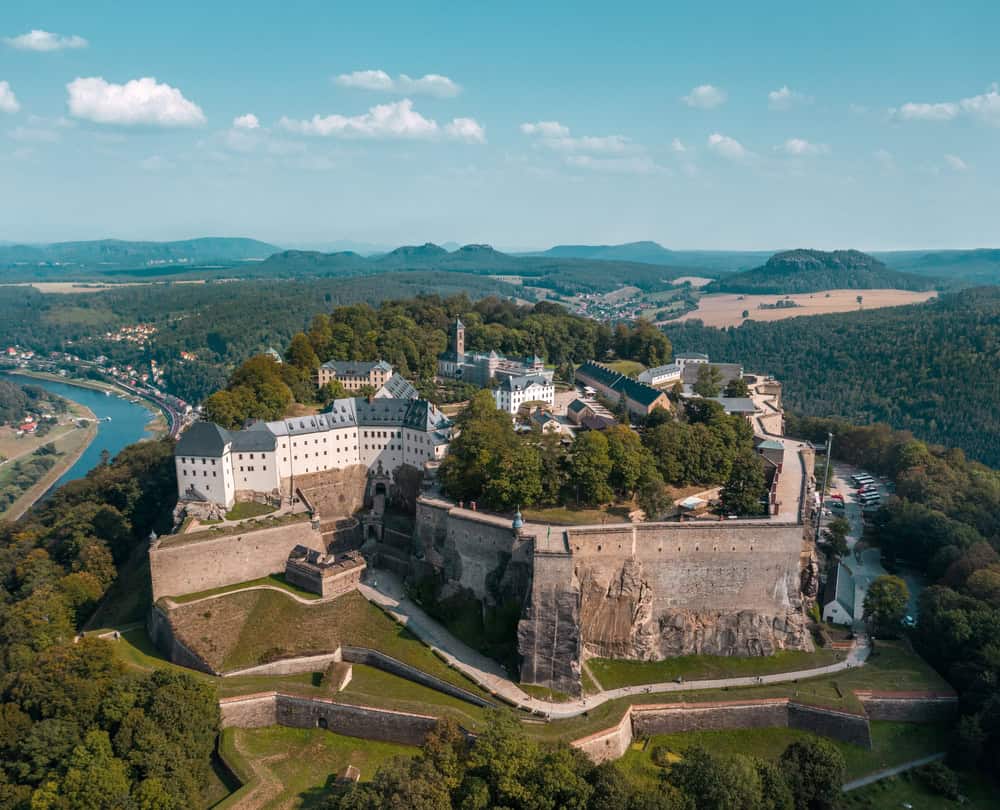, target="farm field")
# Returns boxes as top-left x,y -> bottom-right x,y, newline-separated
666,288 -> 937,327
